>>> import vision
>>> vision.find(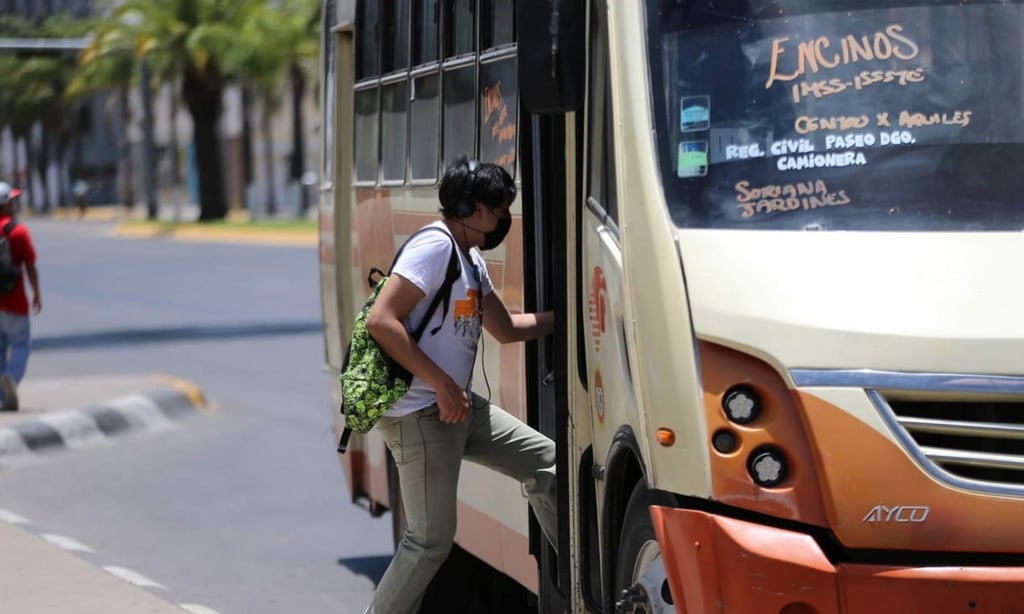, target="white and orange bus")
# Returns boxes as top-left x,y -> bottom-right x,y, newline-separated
319,1 -> 1024,611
